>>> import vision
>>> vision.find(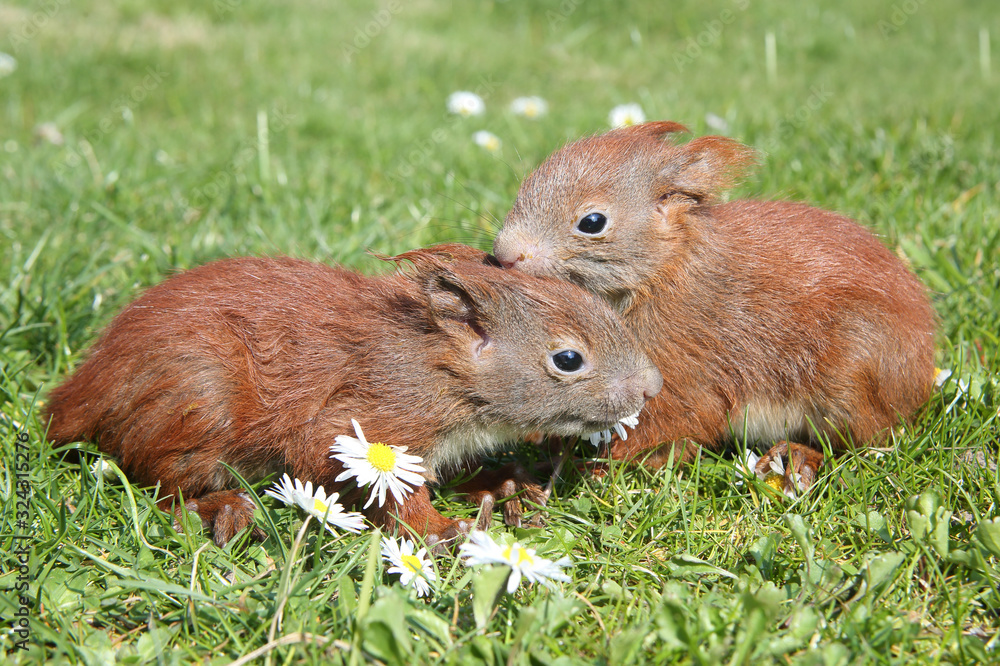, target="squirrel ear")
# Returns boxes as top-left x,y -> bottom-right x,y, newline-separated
387,245 -> 490,323
656,135 -> 757,202
616,120 -> 690,140
387,244 -> 495,269
424,273 -> 478,322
